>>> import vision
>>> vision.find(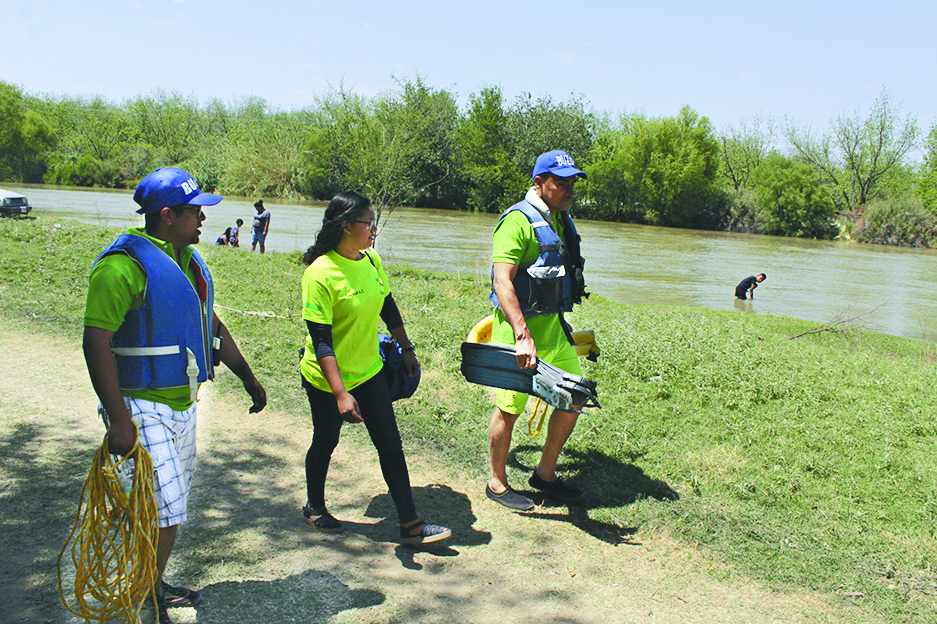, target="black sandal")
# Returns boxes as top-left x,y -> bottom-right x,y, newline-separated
303,505 -> 343,533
